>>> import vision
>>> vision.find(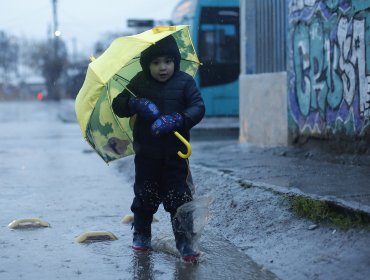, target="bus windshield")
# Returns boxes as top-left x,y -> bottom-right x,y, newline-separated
198,6 -> 239,87
200,23 -> 238,64
170,0 -> 240,116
